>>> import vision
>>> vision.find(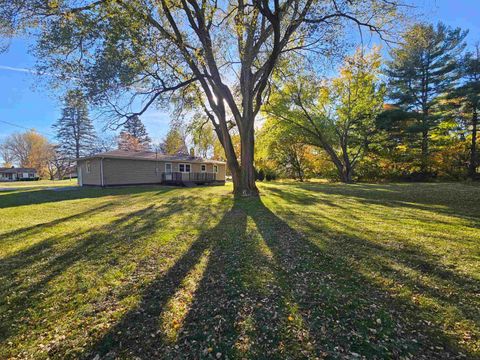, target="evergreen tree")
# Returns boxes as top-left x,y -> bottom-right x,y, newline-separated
452,45 -> 480,178
53,89 -> 96,158
118,115 -> 151,151
385,22 -> 467,173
